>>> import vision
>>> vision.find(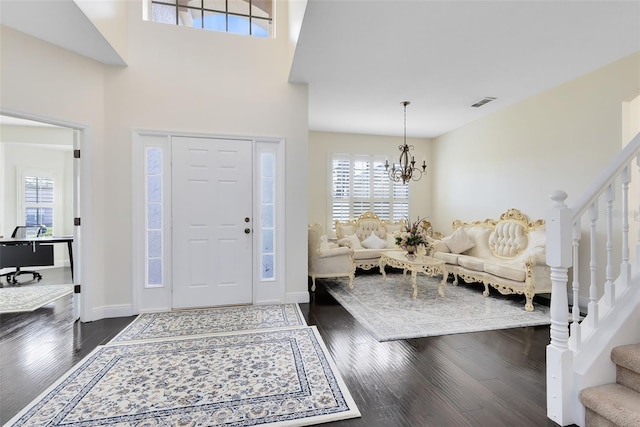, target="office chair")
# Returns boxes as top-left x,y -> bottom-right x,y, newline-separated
1,225 -> 47,284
